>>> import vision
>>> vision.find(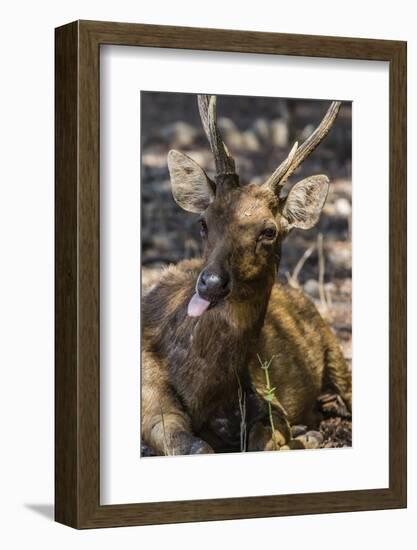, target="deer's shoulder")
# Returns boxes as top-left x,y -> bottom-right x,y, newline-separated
142,259 -> 203,328
266,282 -> 325,325
144,258 -> 202,292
